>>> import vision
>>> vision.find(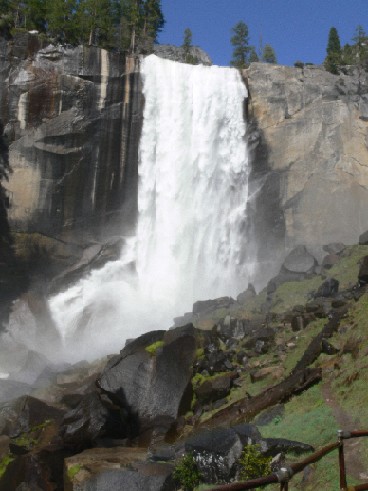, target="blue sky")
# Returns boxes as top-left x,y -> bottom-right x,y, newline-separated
158,0 -> 368,67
